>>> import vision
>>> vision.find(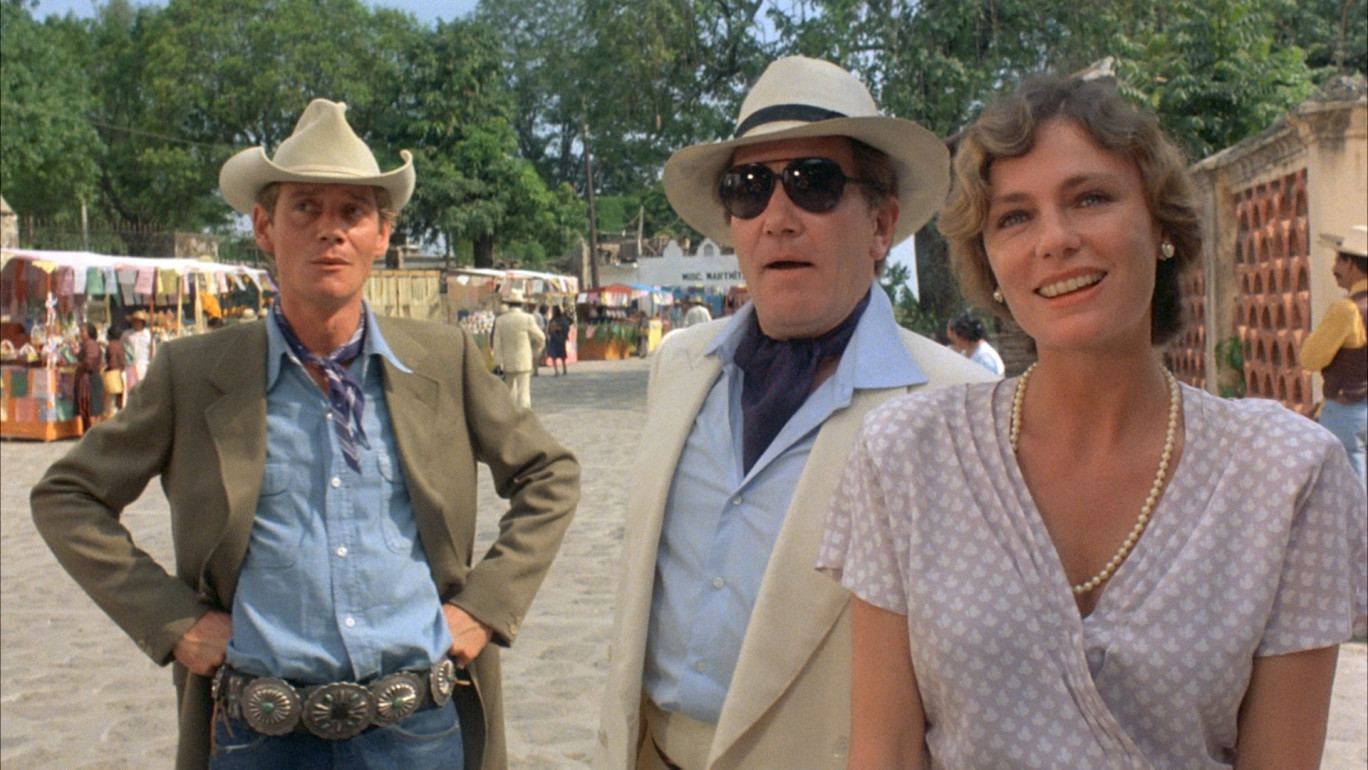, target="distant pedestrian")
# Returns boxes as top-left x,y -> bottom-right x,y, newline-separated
102,321 -> 126,415
121,310 -> 152,388
683,298 -> 712,327
546,305 -> 571,376
532,303 -> 548,376
73,323 -> 101,431
492,289 -> 546,408
946,311 -> 1005,376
